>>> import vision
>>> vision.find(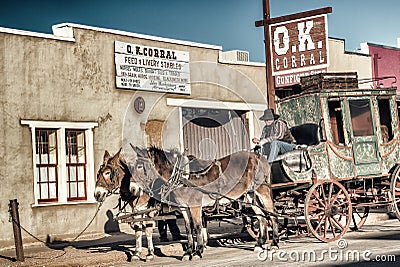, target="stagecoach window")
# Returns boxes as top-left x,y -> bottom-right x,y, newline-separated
22,120 -> 97,206
377,98 -> 393,142
328,101 -> 345,145
349,99 -> 374,137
